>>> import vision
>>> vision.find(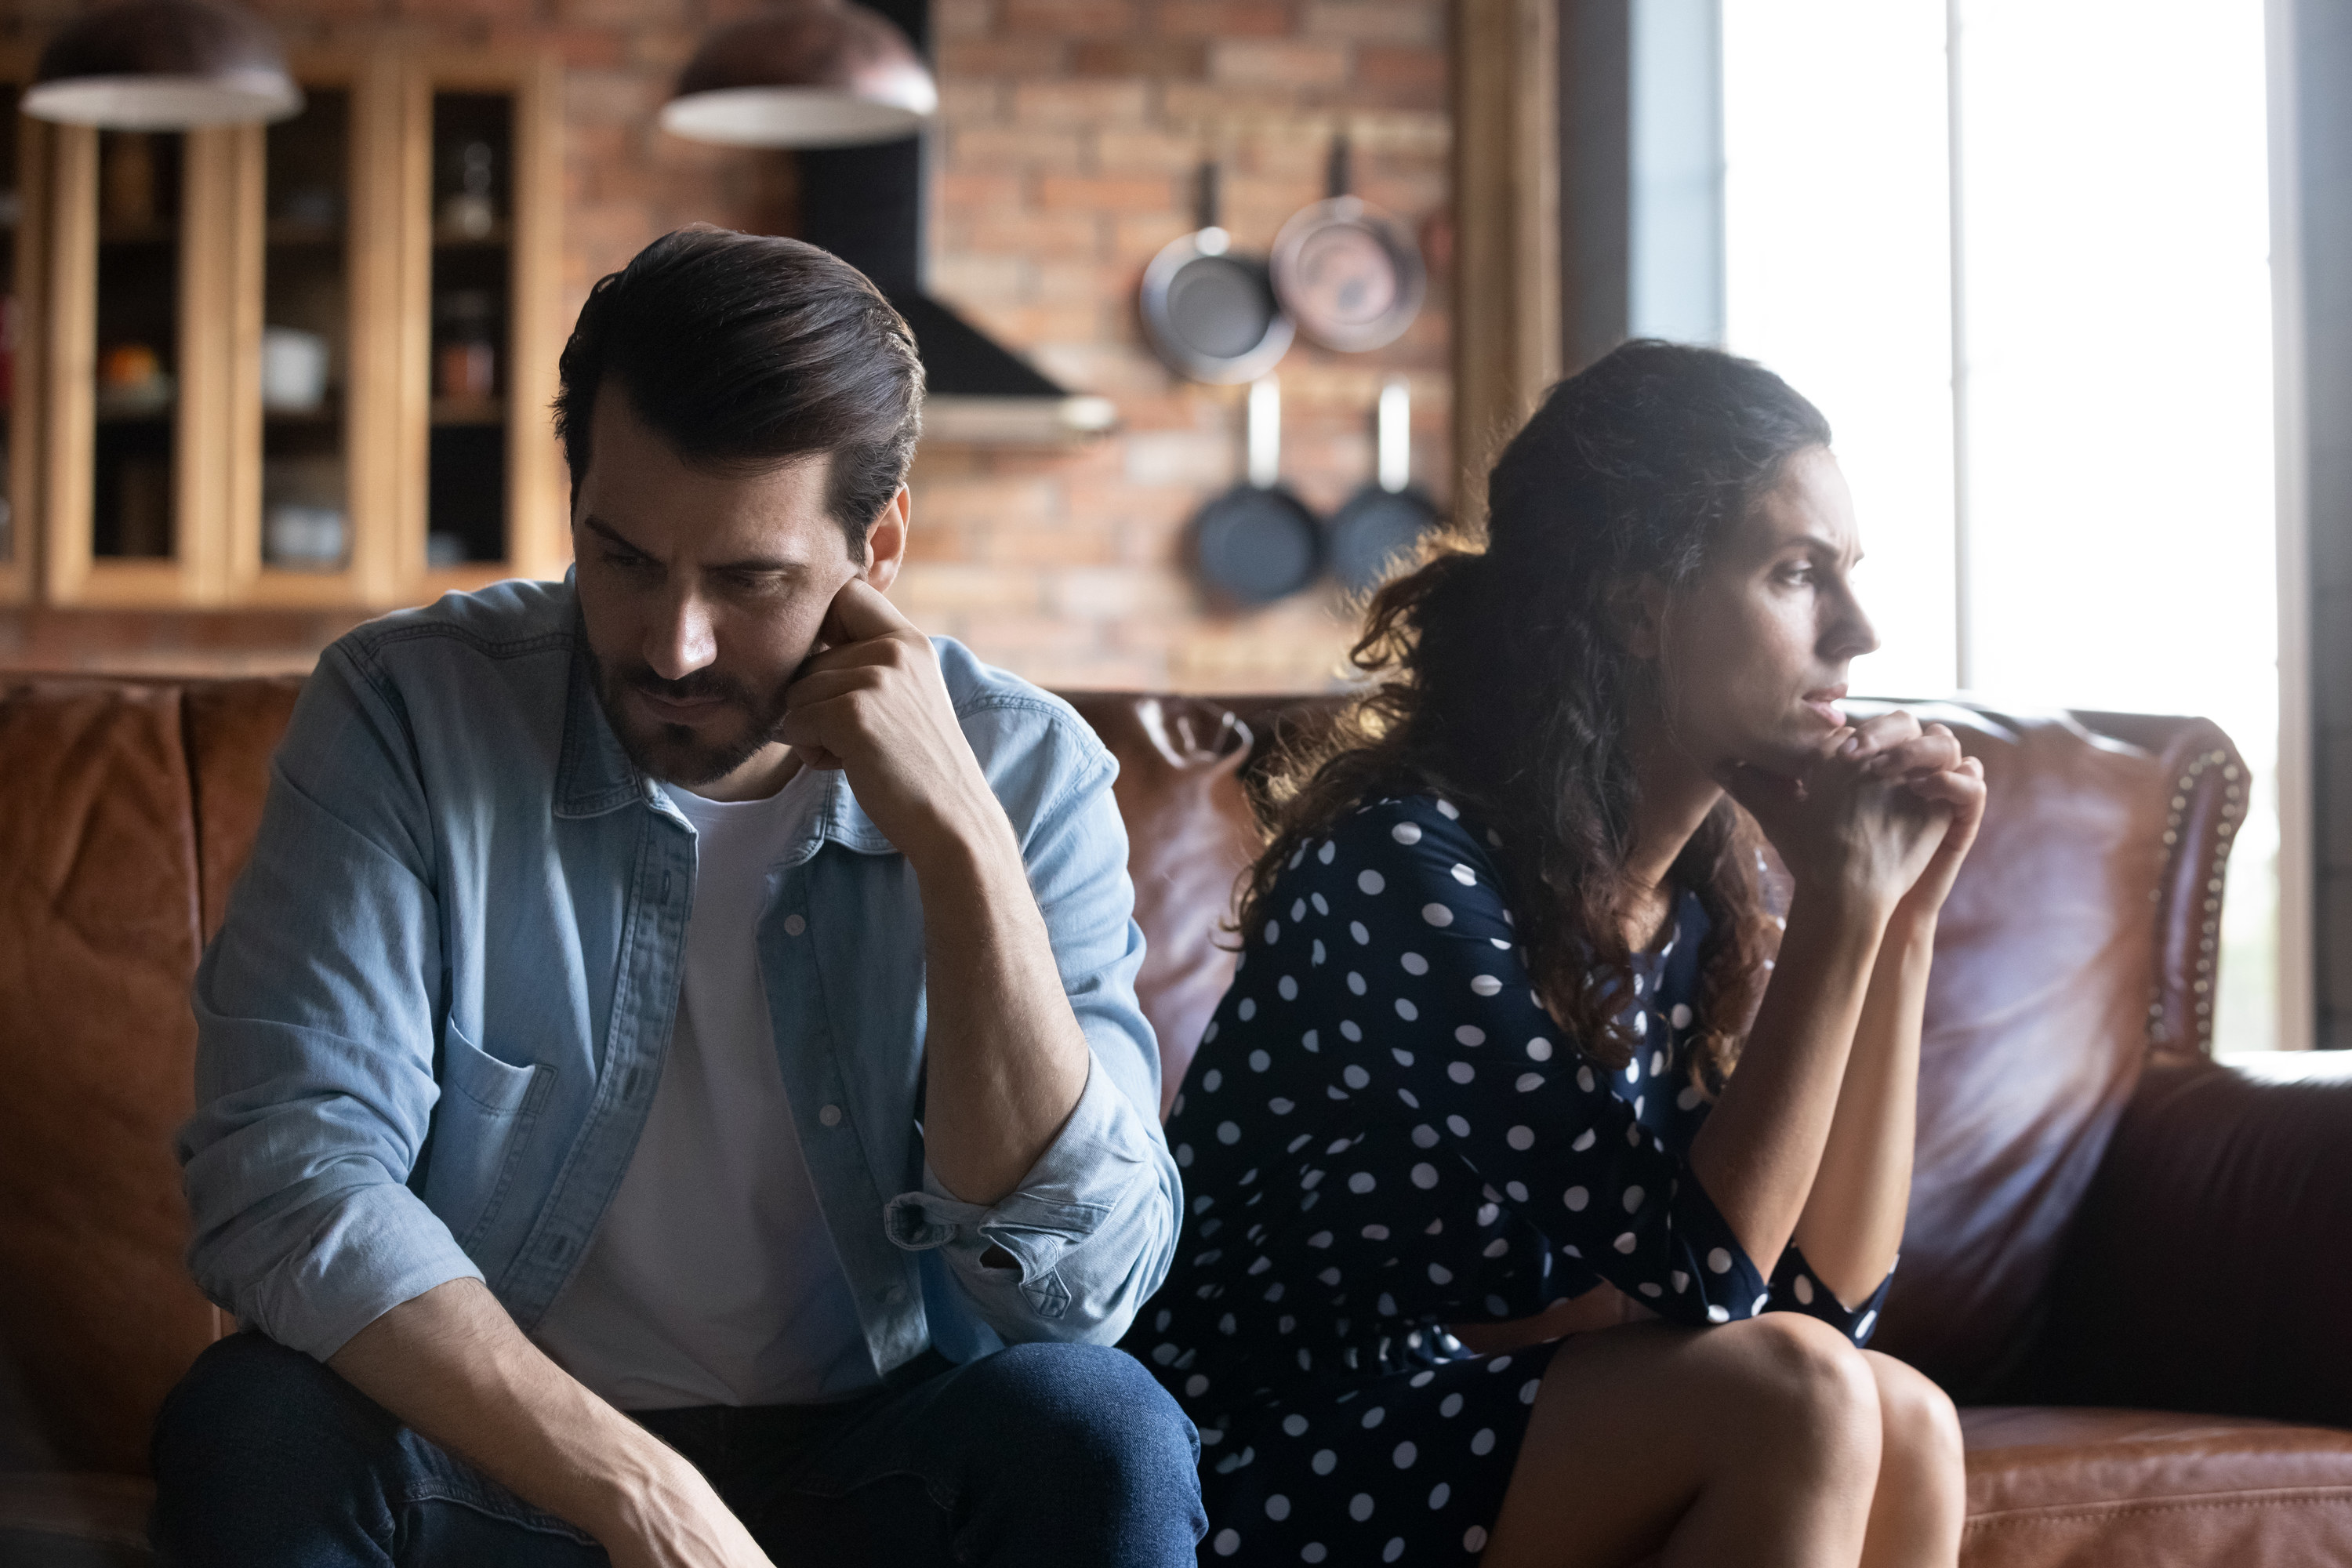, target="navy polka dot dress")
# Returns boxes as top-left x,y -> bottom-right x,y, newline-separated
1127,793 -> 1893,1566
